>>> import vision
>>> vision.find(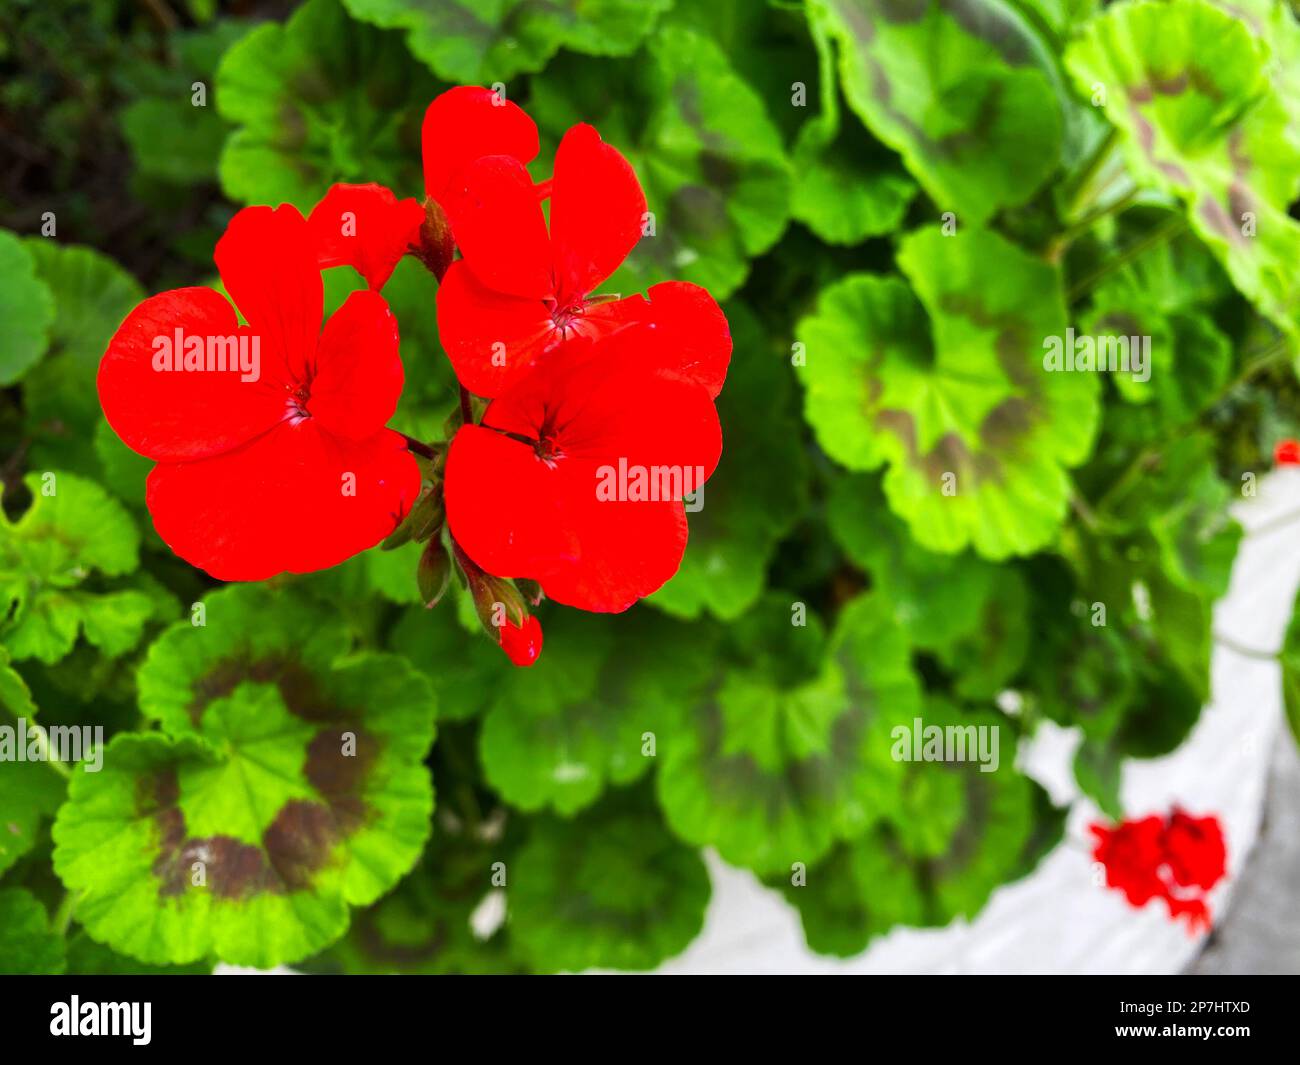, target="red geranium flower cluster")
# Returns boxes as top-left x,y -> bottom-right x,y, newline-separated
1089,808 -> 1227,934
97,86 -> 729,667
